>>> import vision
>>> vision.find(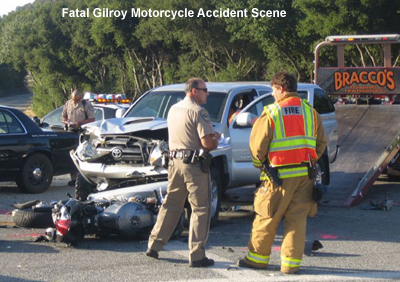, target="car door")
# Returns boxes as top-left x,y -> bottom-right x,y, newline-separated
313,88 -> 339,162
0,109 -> 31,180
228,90 -> 310,185
228,94 -> 275,185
